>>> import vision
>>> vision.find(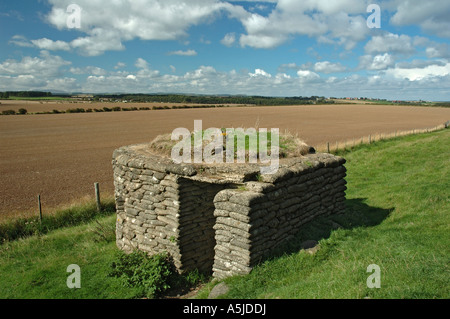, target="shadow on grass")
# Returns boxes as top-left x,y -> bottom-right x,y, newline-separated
267,198 -> 393,259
